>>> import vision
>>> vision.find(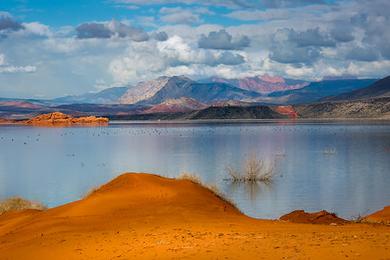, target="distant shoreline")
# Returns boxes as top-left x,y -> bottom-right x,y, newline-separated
1,117 -> 390,127
108,118 -> 390,125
